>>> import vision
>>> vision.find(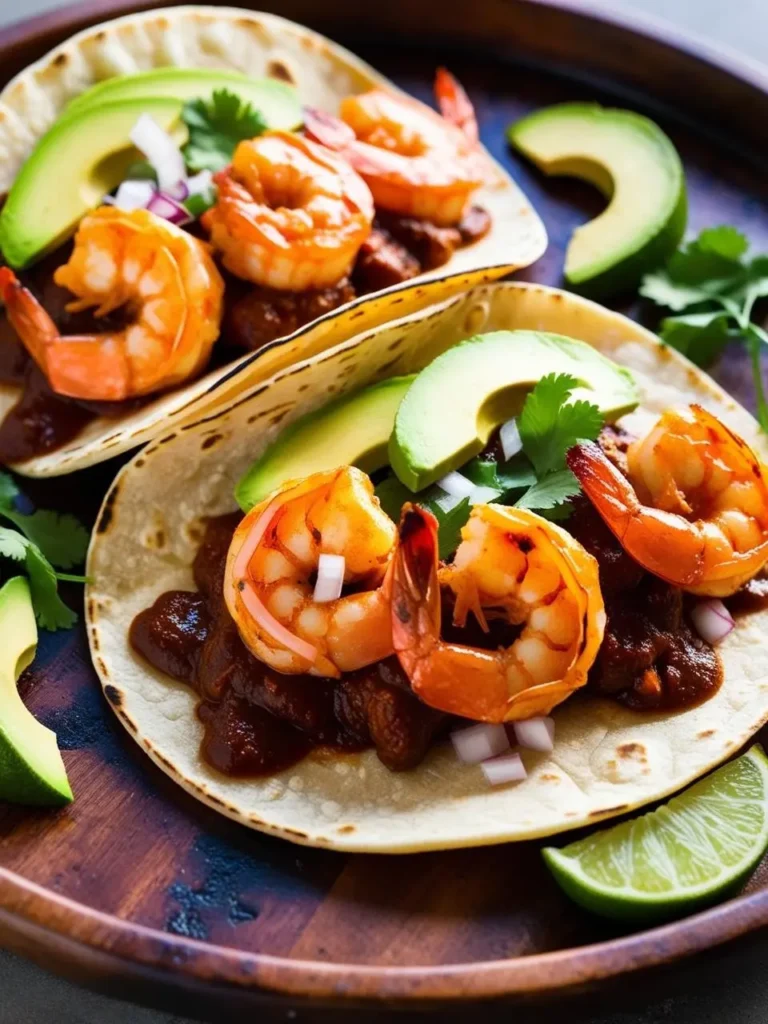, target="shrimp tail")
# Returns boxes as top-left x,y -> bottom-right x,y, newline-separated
391,504 -> 442,666
0,266 -> 135,401
303,107 -> 357,151
434,68 -> 479,145
0,266 -> 60,370
568,441 -> 707,588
